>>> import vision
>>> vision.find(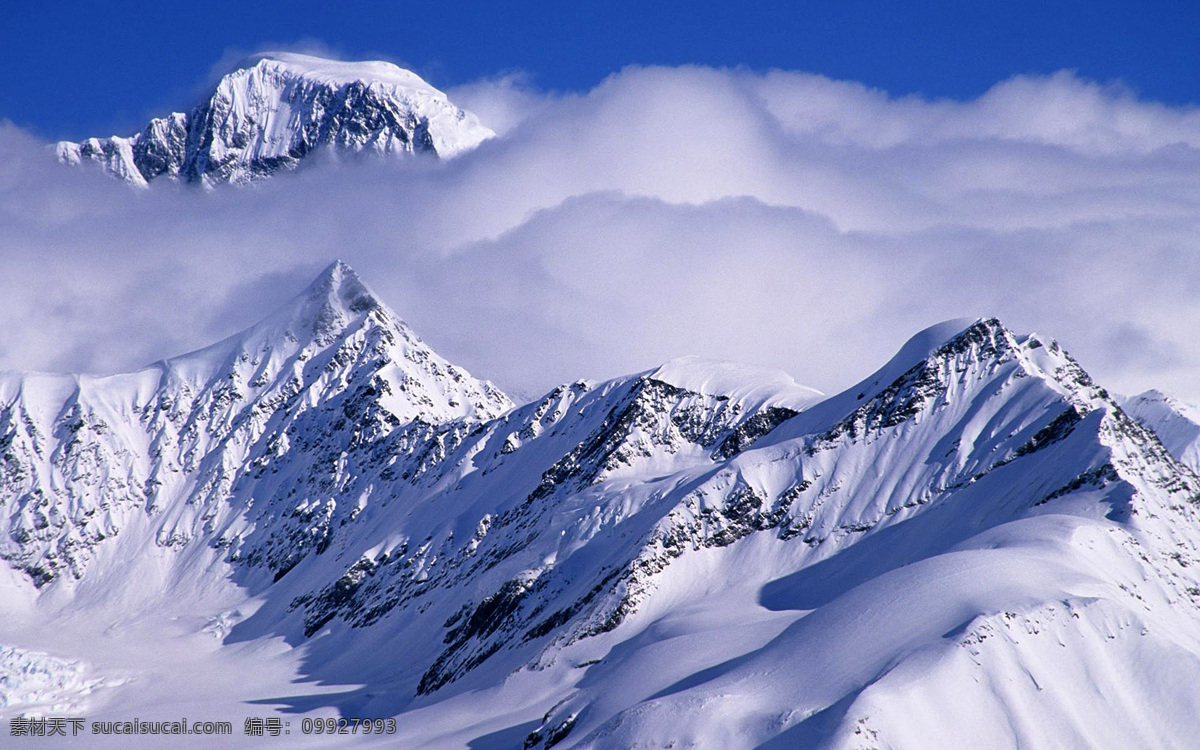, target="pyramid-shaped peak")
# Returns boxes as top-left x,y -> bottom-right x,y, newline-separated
285,260 -> 391,345
159,259 -> 511,421
161,261 -> 393,375
306,260 -> 379,313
